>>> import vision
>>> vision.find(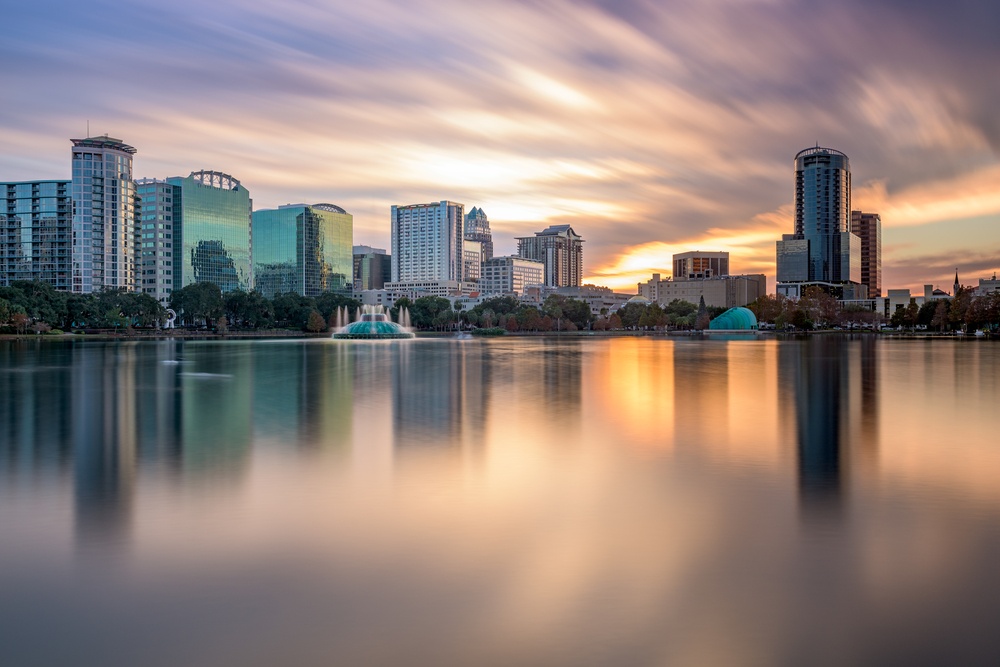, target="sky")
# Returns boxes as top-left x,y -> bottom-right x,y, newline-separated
1,0 -> 998,293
